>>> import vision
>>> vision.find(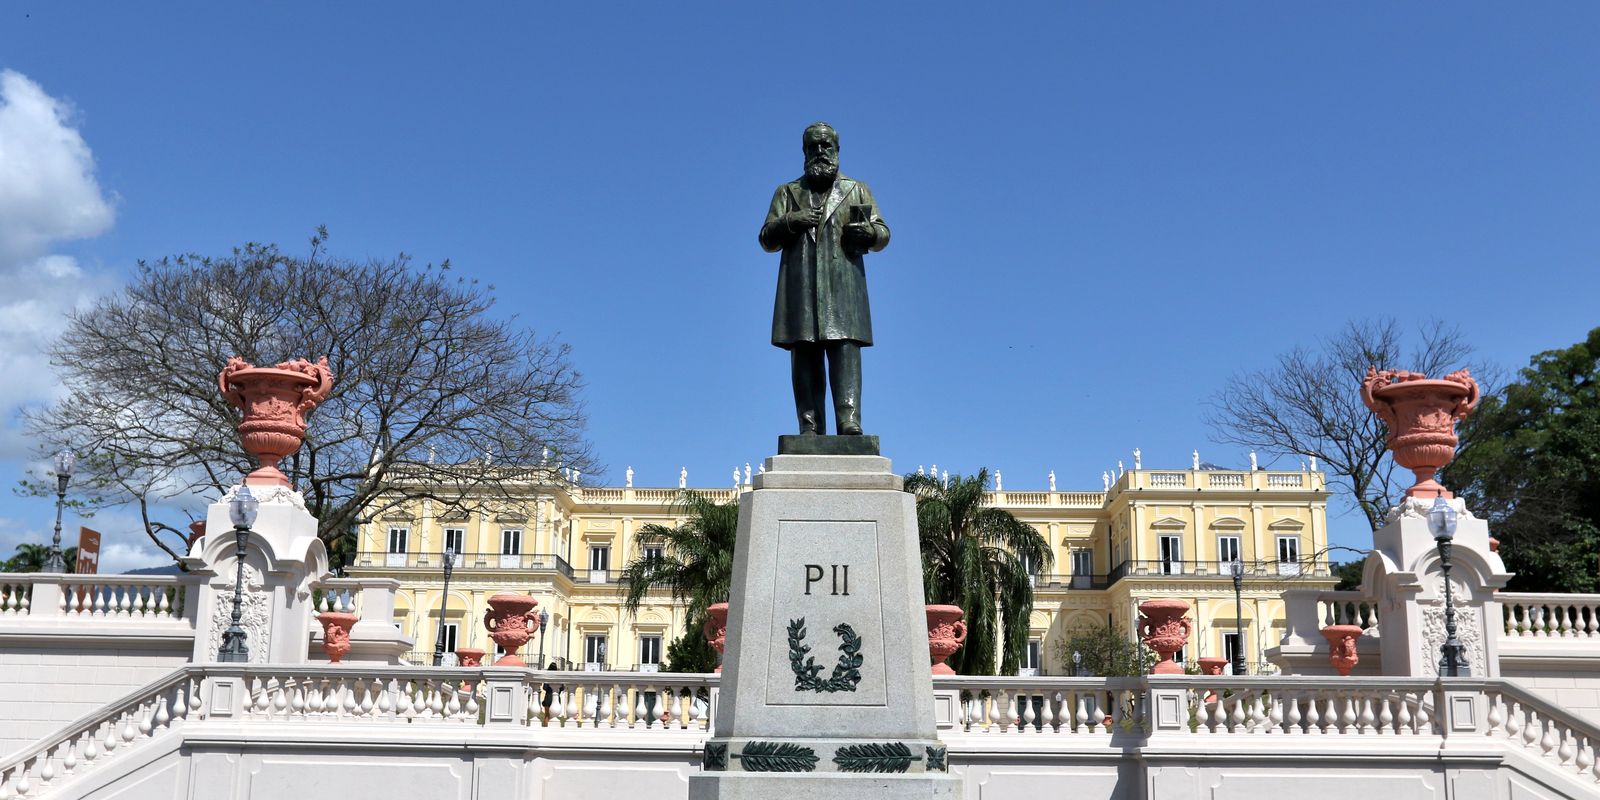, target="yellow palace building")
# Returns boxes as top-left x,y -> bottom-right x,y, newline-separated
346,461 -> 1334,674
